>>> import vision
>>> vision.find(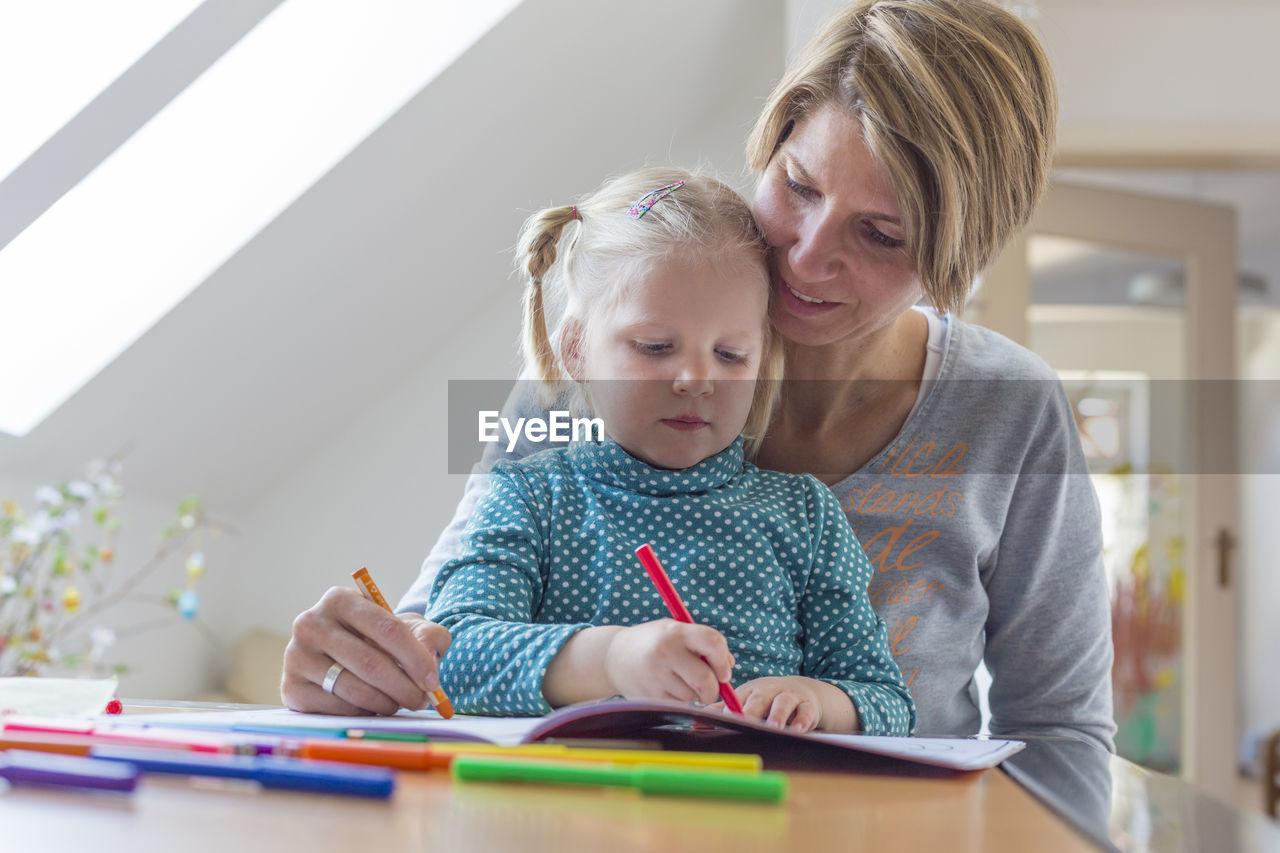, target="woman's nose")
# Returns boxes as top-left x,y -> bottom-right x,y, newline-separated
789,211 -> 844,282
